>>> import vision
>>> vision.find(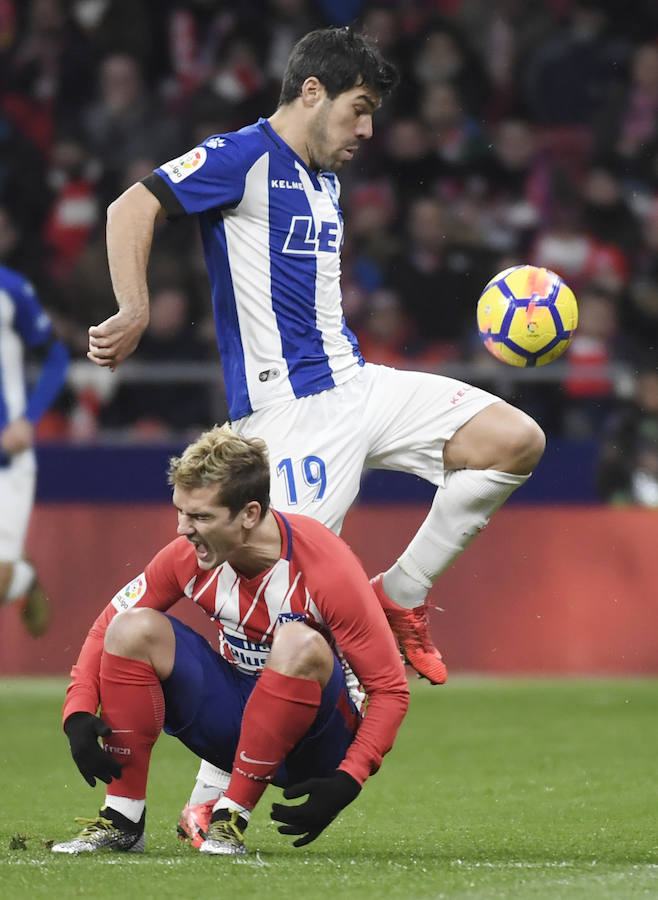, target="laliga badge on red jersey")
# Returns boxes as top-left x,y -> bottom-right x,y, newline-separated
111,573 -> 147,612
